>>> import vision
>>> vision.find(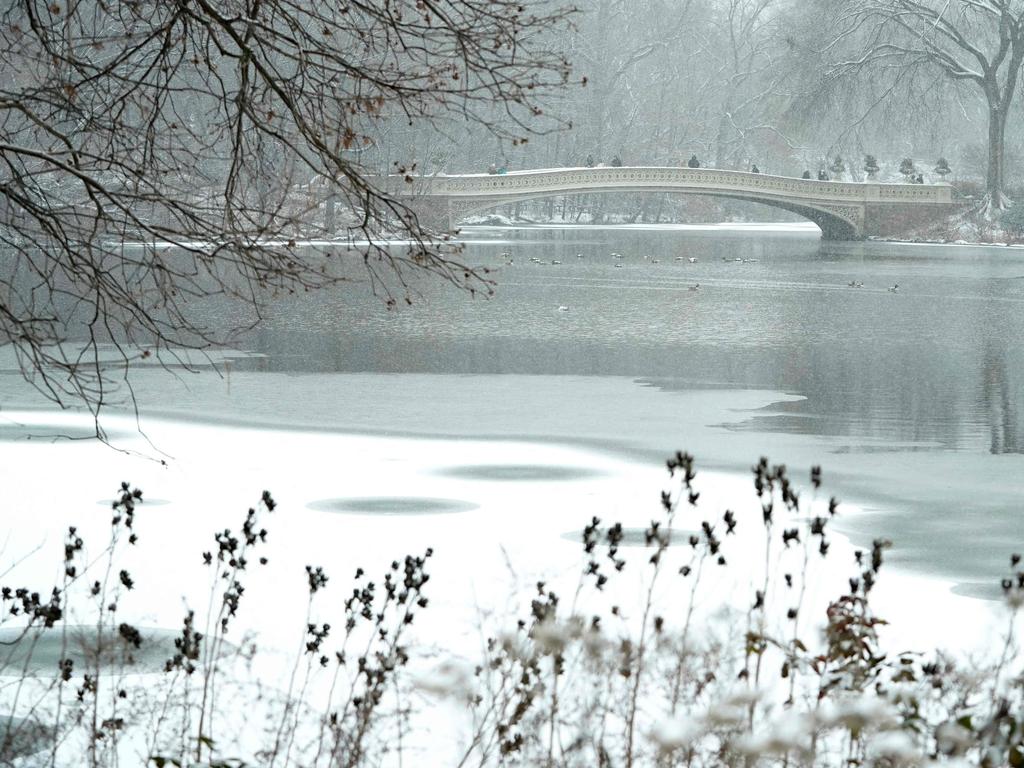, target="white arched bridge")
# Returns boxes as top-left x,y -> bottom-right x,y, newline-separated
389,166 -> 956,240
